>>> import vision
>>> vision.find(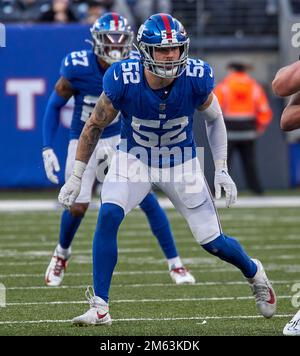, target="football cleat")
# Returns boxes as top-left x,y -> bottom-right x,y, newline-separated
247,259 -> 276,319
45,246 -> 70,287
72,287 -> 112,326
170,266 -> 196,285
283,310 -> 300,336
